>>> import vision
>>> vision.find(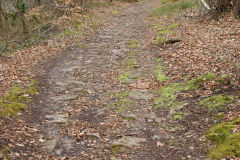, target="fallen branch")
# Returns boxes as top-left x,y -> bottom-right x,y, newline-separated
163,38 -> 182,44
200,0 -> 211,10
1,40 -> 20,55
